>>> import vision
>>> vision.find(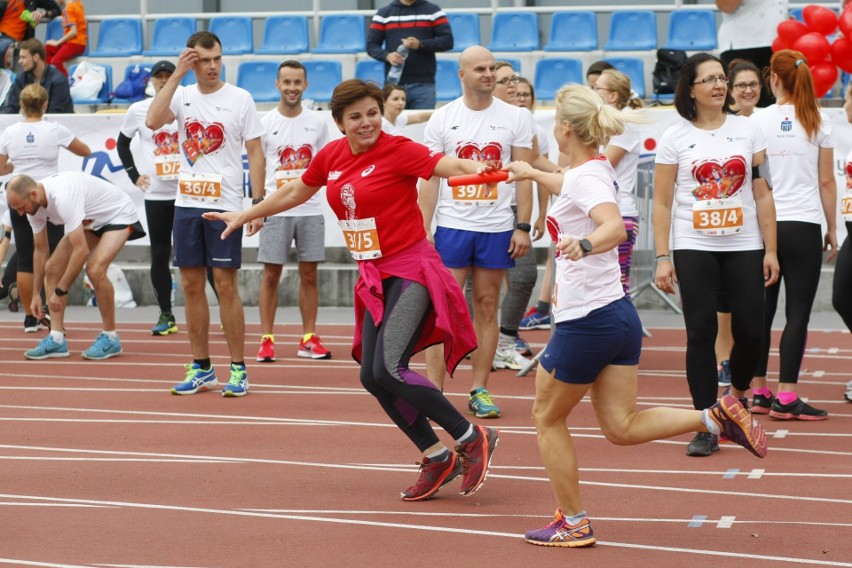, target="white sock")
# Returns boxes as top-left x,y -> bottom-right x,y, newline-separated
498,332 -> 513,350
455,424 -> 476,444
702,409 -> 721,436
425,447 -> 450,462
50,330 -> 64,342
103,330 -> 118,339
